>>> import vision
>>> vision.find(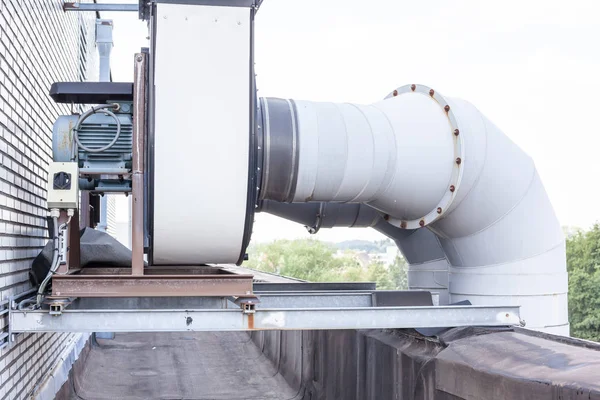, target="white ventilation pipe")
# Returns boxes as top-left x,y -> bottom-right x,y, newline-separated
374,221 -> 451,305
259,85 -> 568,334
